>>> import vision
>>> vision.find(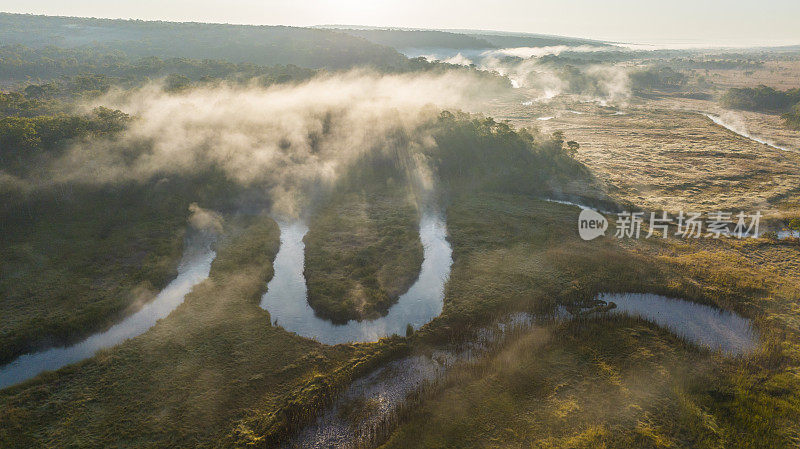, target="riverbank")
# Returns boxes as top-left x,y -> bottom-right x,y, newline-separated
376,196 -> 800,449
261,212 -> 450,344
303,189 -> 423,323
0,215 -> 399,447
0,182 -> 188,365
